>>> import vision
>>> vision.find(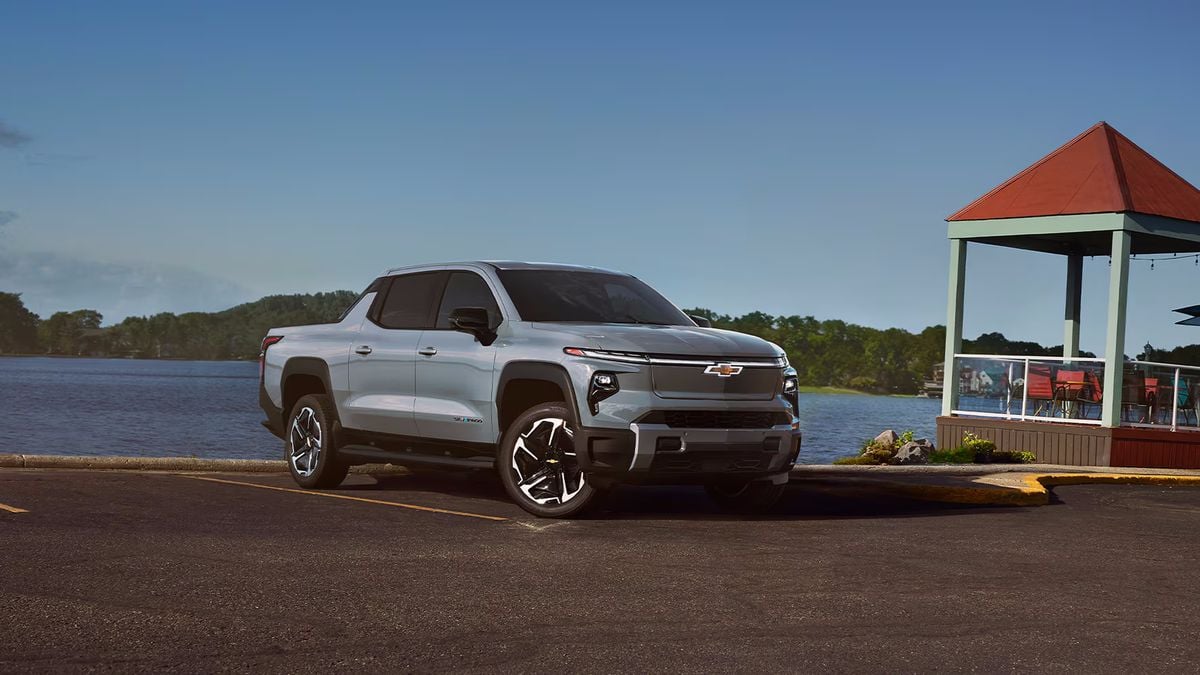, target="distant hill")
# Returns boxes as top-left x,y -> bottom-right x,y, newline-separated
0,290 -> 359,360
107,291 -> 361,360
